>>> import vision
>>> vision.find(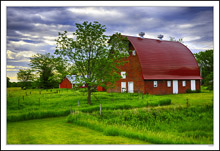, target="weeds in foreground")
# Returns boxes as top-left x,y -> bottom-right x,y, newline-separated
67,105 -> 213,144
